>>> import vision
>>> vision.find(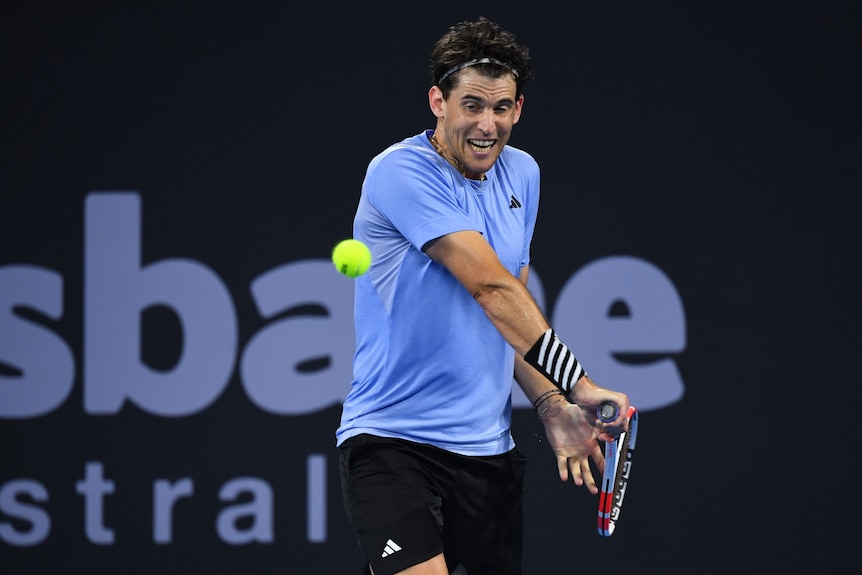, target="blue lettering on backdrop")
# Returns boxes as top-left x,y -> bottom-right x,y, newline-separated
0,266 -> 75,418
0,192 -> 686,548
0,191 -> 686,421
84,193 -> 238,416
